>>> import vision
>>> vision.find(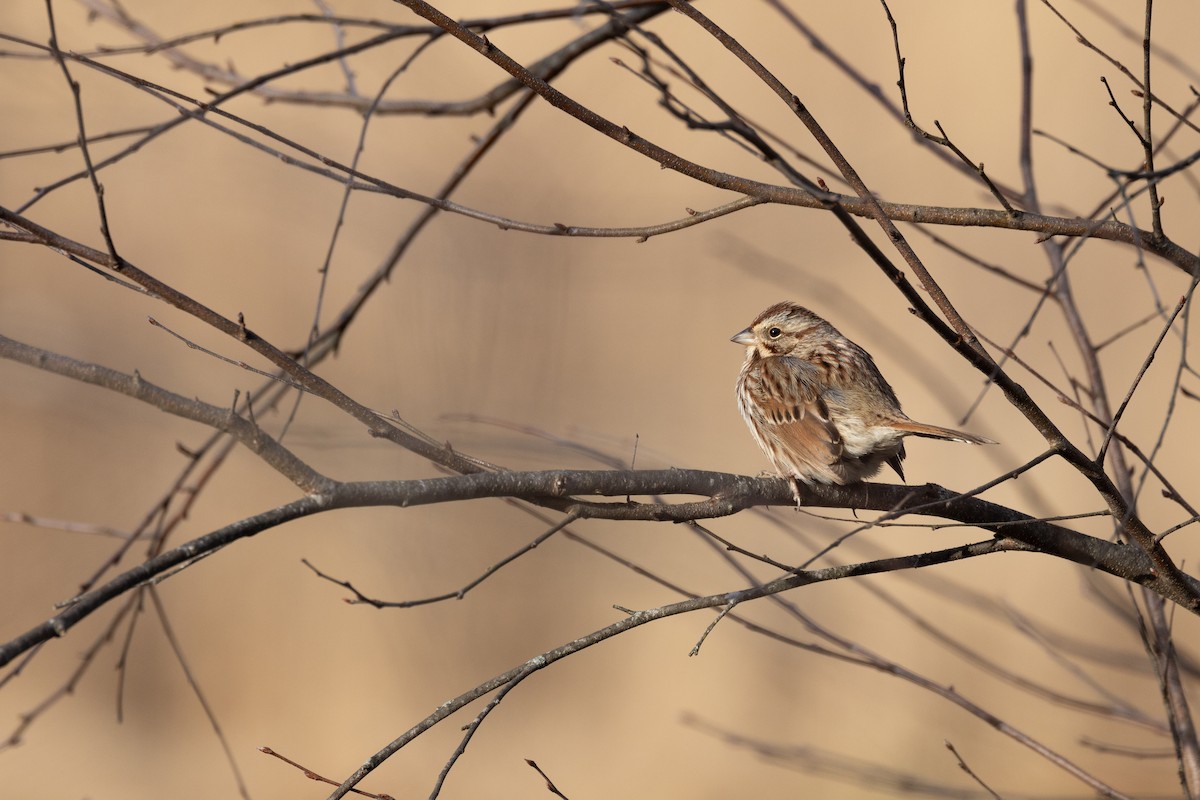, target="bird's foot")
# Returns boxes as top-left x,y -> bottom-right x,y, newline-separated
790,477 -> 804,510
